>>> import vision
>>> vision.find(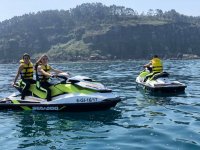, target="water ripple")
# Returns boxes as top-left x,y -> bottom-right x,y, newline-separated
0,60 -> 200,149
